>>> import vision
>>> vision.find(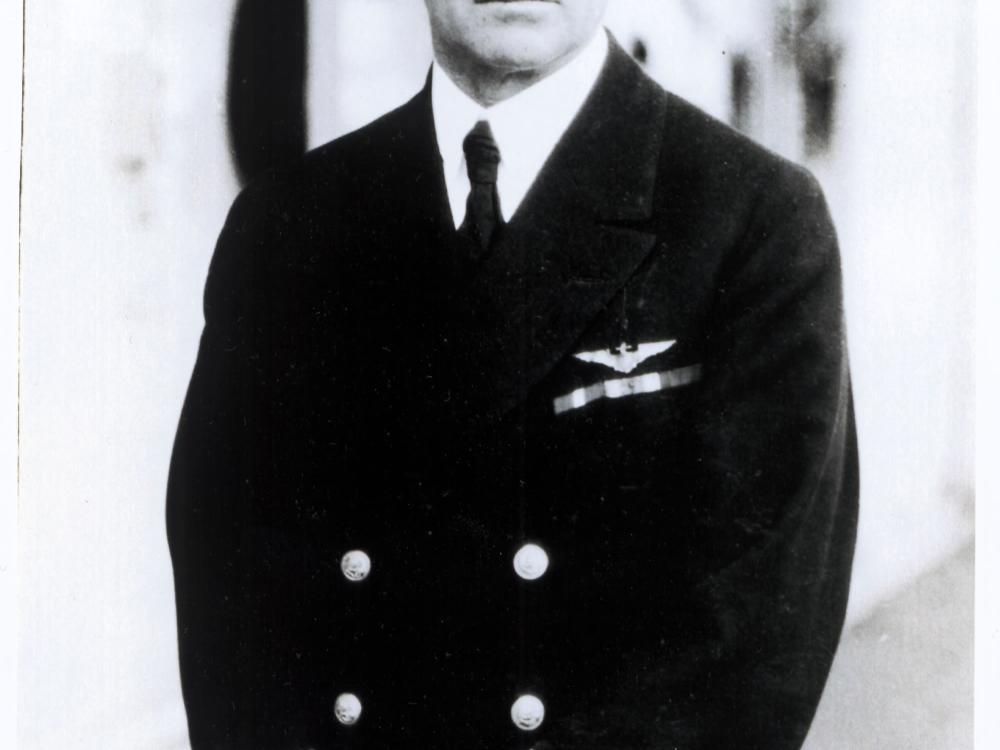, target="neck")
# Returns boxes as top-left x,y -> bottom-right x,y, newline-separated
432,43 -> 587,108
